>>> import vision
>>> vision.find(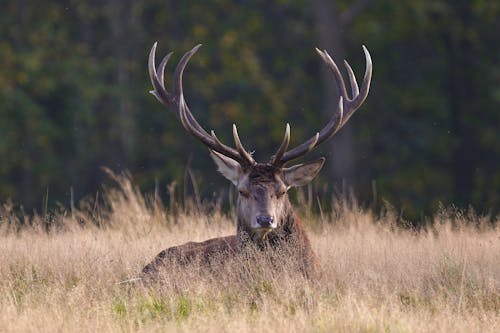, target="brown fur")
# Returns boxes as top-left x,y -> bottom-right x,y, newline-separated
247,163 -> 281,182
142,198 -> 319,279
142,235 -> 238,276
